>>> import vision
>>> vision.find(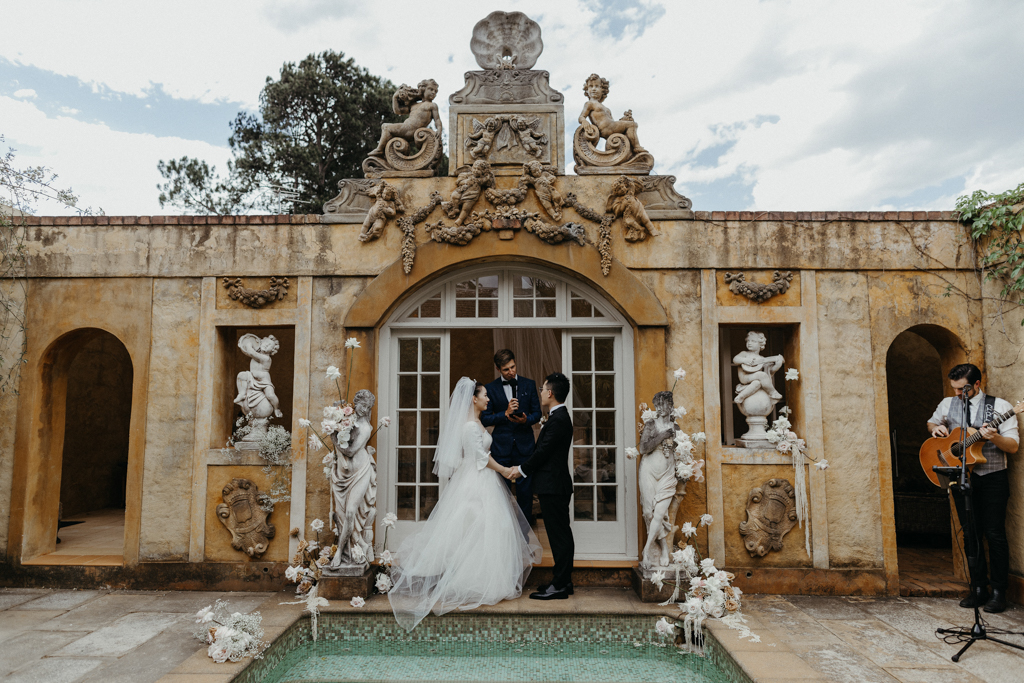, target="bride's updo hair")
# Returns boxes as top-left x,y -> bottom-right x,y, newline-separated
475,381 -> 486,395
